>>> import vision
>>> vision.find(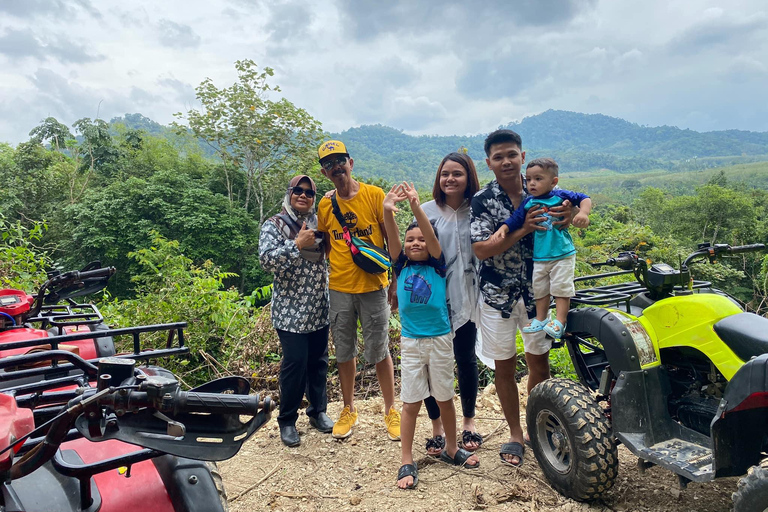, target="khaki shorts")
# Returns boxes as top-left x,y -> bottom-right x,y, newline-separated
329,288 -> 390,364
532,255 -> 576,299
478,300 -> 550,359
399,333 -> 455,403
